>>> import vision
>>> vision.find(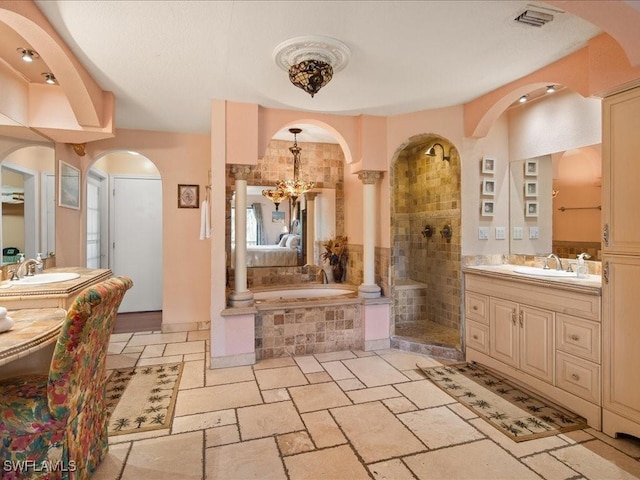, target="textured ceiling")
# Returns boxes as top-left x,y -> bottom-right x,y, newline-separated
4,1 -> 602,139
